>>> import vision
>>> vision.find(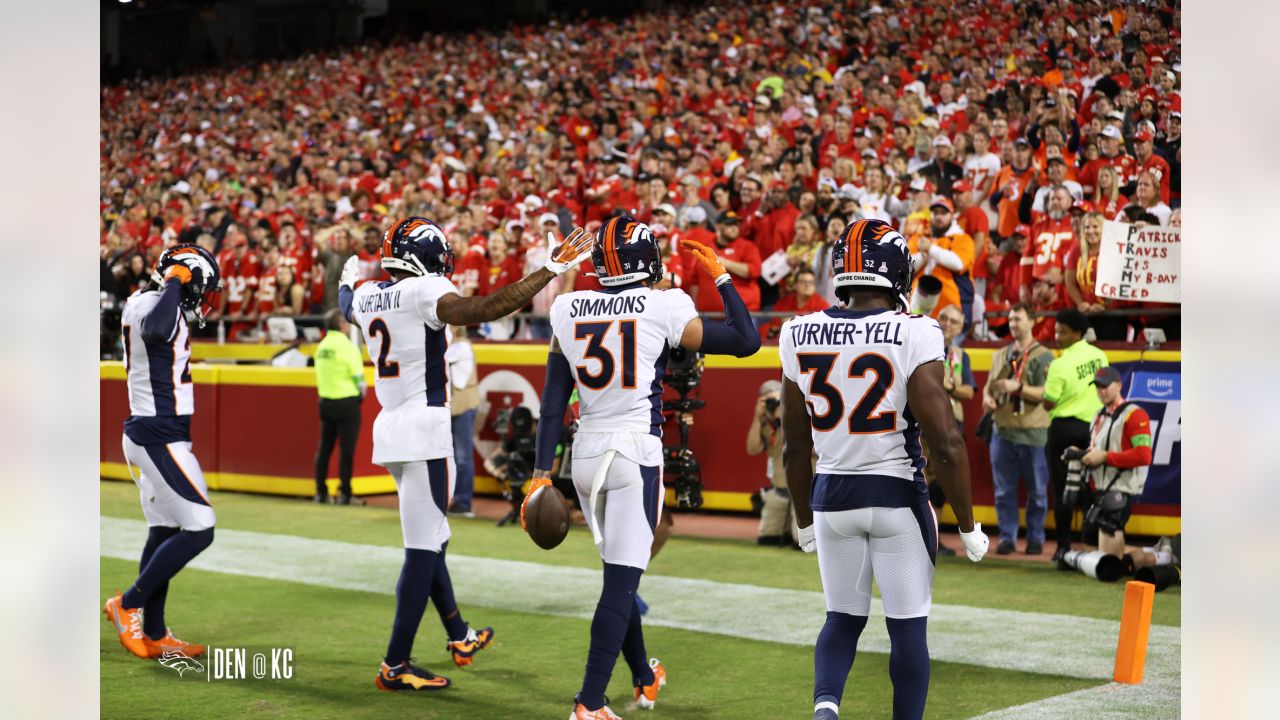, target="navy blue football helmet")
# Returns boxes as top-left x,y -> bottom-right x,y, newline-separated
382,217 -> 454,277
152,244 -> 222,327
591,215 -> 663,287
830,219 -> 913,310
